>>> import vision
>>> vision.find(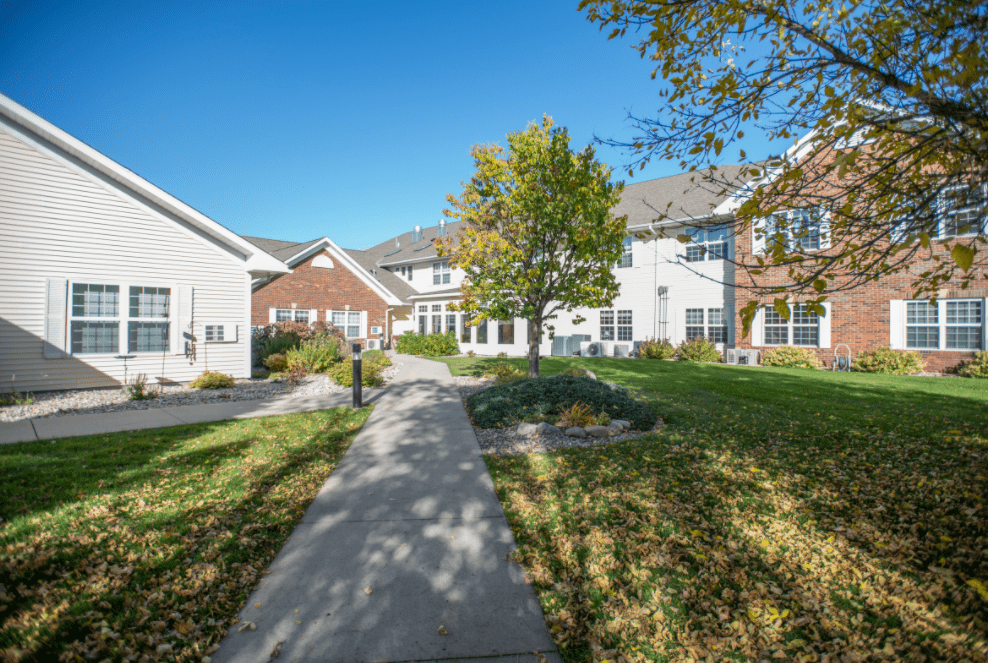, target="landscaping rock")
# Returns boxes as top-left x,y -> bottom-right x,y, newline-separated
607,423 -> 625,436
578,368 -> 597,380
516,422 -> 538,437
565,427 -> 587,438
535,422 -> 561,436
612,419 -> 631,430
585,425 -> 612,438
